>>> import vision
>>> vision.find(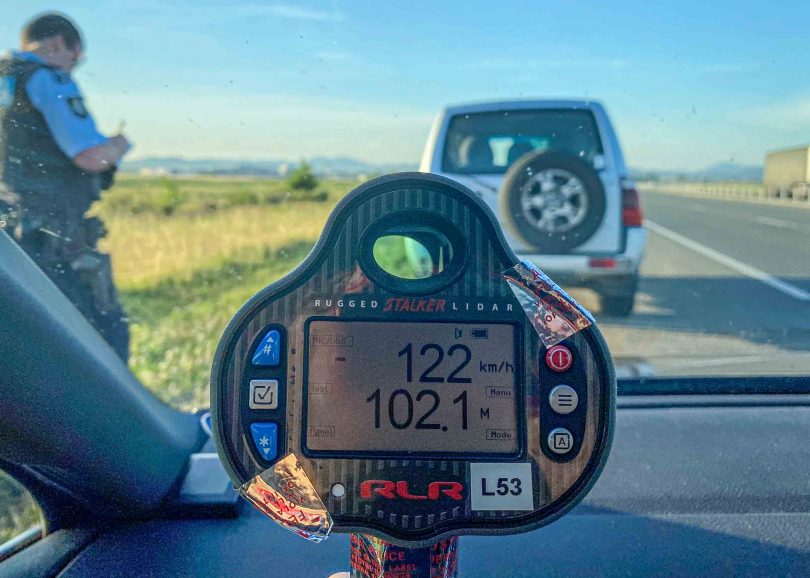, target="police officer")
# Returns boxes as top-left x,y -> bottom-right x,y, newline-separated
0,13 -> 131,361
